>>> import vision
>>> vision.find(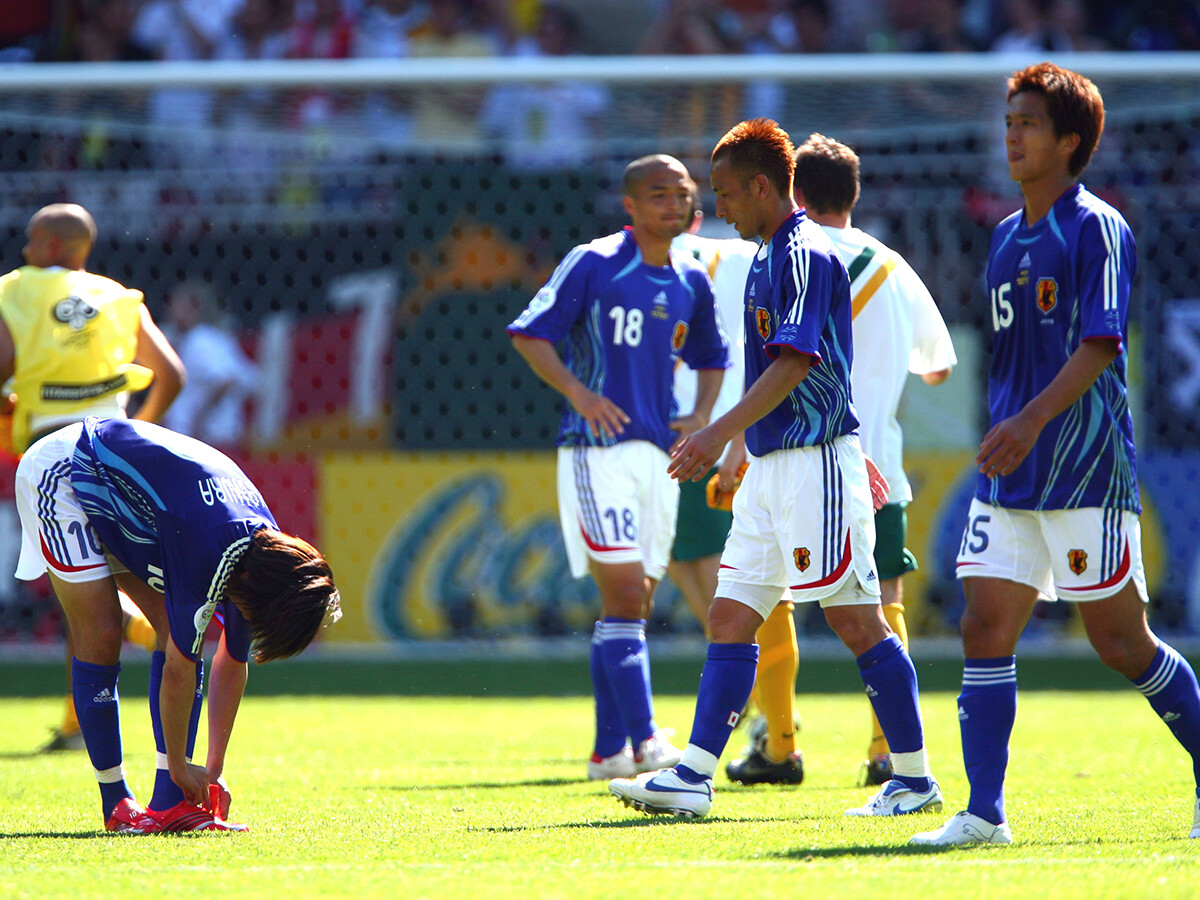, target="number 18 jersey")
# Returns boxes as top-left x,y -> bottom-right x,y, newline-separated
982,184 -> 1139,513
508,228 -> 729,452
